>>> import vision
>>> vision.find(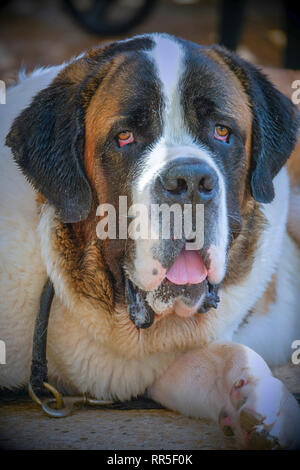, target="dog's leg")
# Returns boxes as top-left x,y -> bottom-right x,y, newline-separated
148,342 -> 300,449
